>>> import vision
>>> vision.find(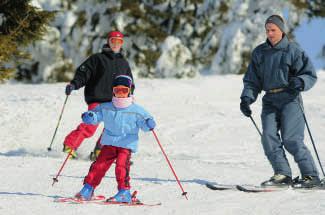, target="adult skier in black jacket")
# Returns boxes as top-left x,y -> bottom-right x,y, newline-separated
63,31 -> 134,160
